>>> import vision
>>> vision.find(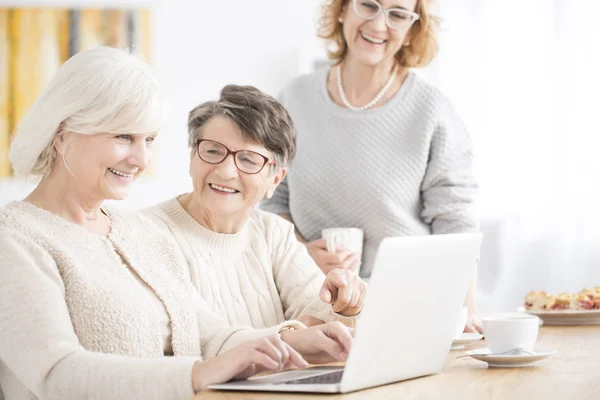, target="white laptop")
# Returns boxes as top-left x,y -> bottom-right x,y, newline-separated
209,232 -> 483,394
